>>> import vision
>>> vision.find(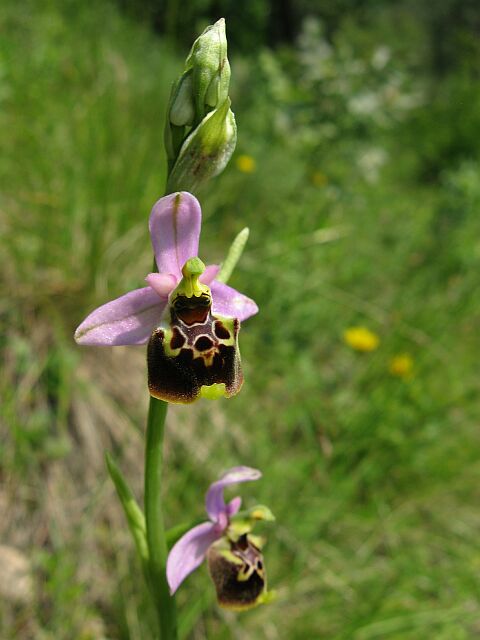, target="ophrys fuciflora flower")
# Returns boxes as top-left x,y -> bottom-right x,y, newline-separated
75,192 -> 257,403
167,466 -> 274,610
